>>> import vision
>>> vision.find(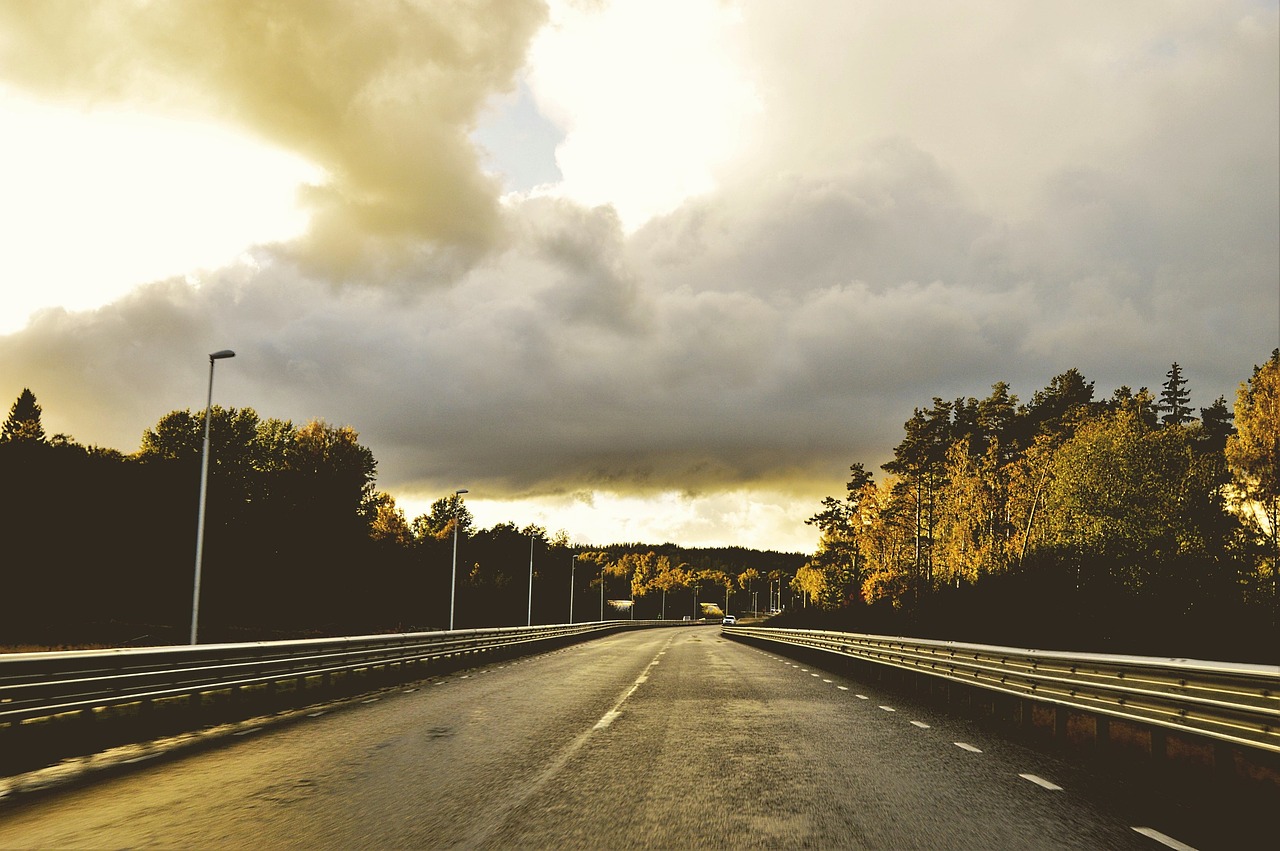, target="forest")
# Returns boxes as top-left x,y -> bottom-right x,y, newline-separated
787,351 -> 1279,664
0,392 -> 802,648
2,350 -> 1275,663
